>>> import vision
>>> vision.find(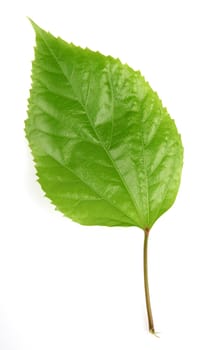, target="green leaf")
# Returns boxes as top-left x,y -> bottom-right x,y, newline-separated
25,20 -> 183,230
